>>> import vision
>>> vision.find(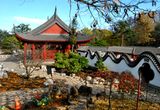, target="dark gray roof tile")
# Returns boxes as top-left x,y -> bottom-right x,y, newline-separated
16,32 -> 93,42
15,11 -> 93,43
